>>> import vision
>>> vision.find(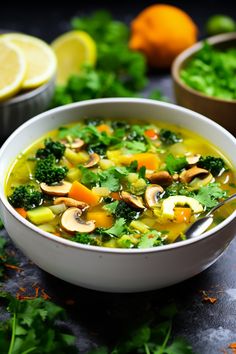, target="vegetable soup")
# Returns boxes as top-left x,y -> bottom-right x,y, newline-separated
6,118 -> 236,249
